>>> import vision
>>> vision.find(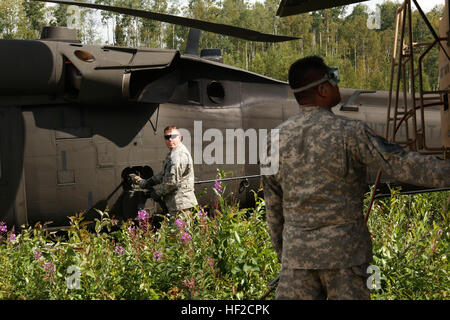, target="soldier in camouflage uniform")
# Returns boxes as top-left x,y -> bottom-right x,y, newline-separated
131,126 -> 198,217
261,56 -> 450,300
